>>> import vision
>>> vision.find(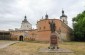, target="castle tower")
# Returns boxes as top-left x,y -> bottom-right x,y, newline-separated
45,13 -> 48,19
20,15 -> 32,30
60,10 -> 68,25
